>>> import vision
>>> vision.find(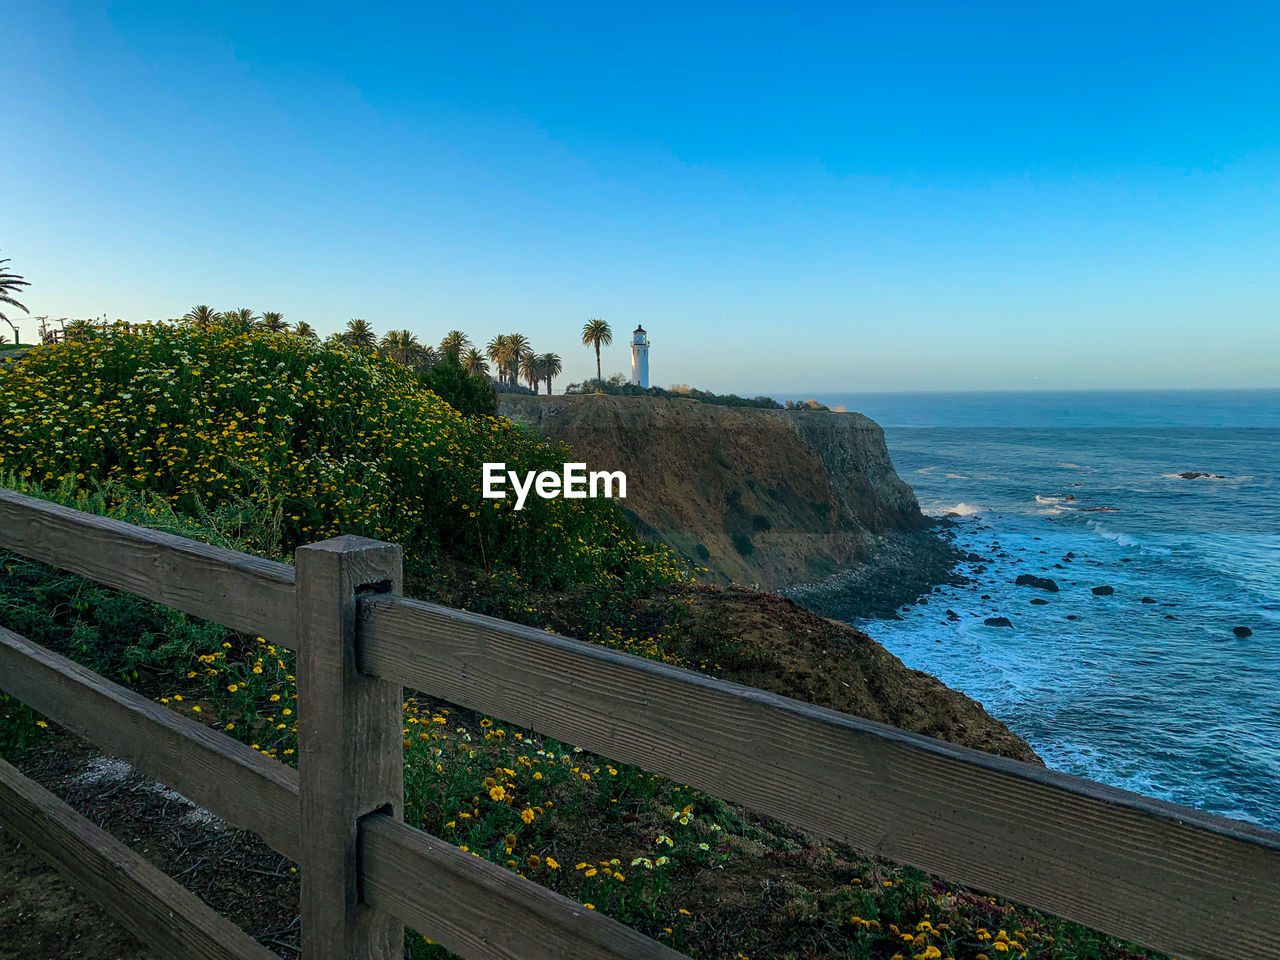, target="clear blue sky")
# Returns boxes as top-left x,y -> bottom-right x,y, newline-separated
5,1 -> 1279,392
